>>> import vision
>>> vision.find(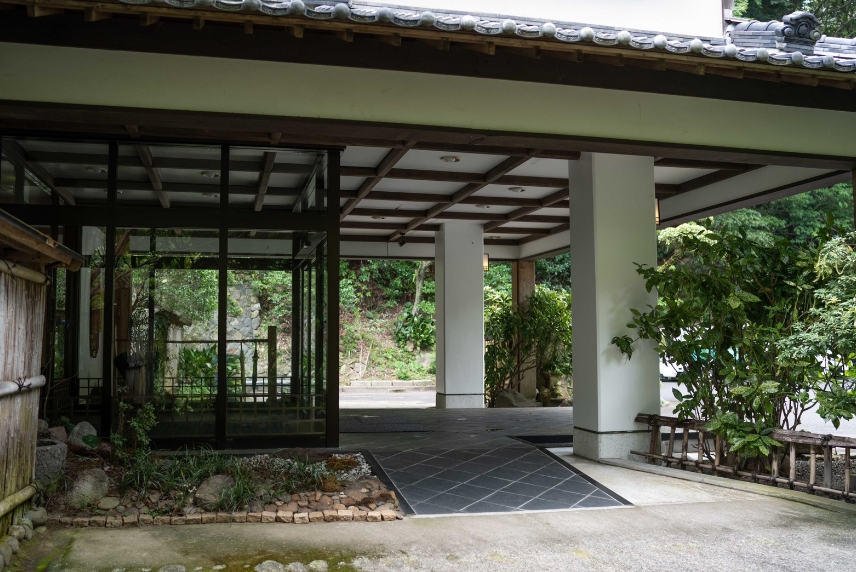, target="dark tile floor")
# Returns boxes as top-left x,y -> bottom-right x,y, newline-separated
340,408 -> 629,515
